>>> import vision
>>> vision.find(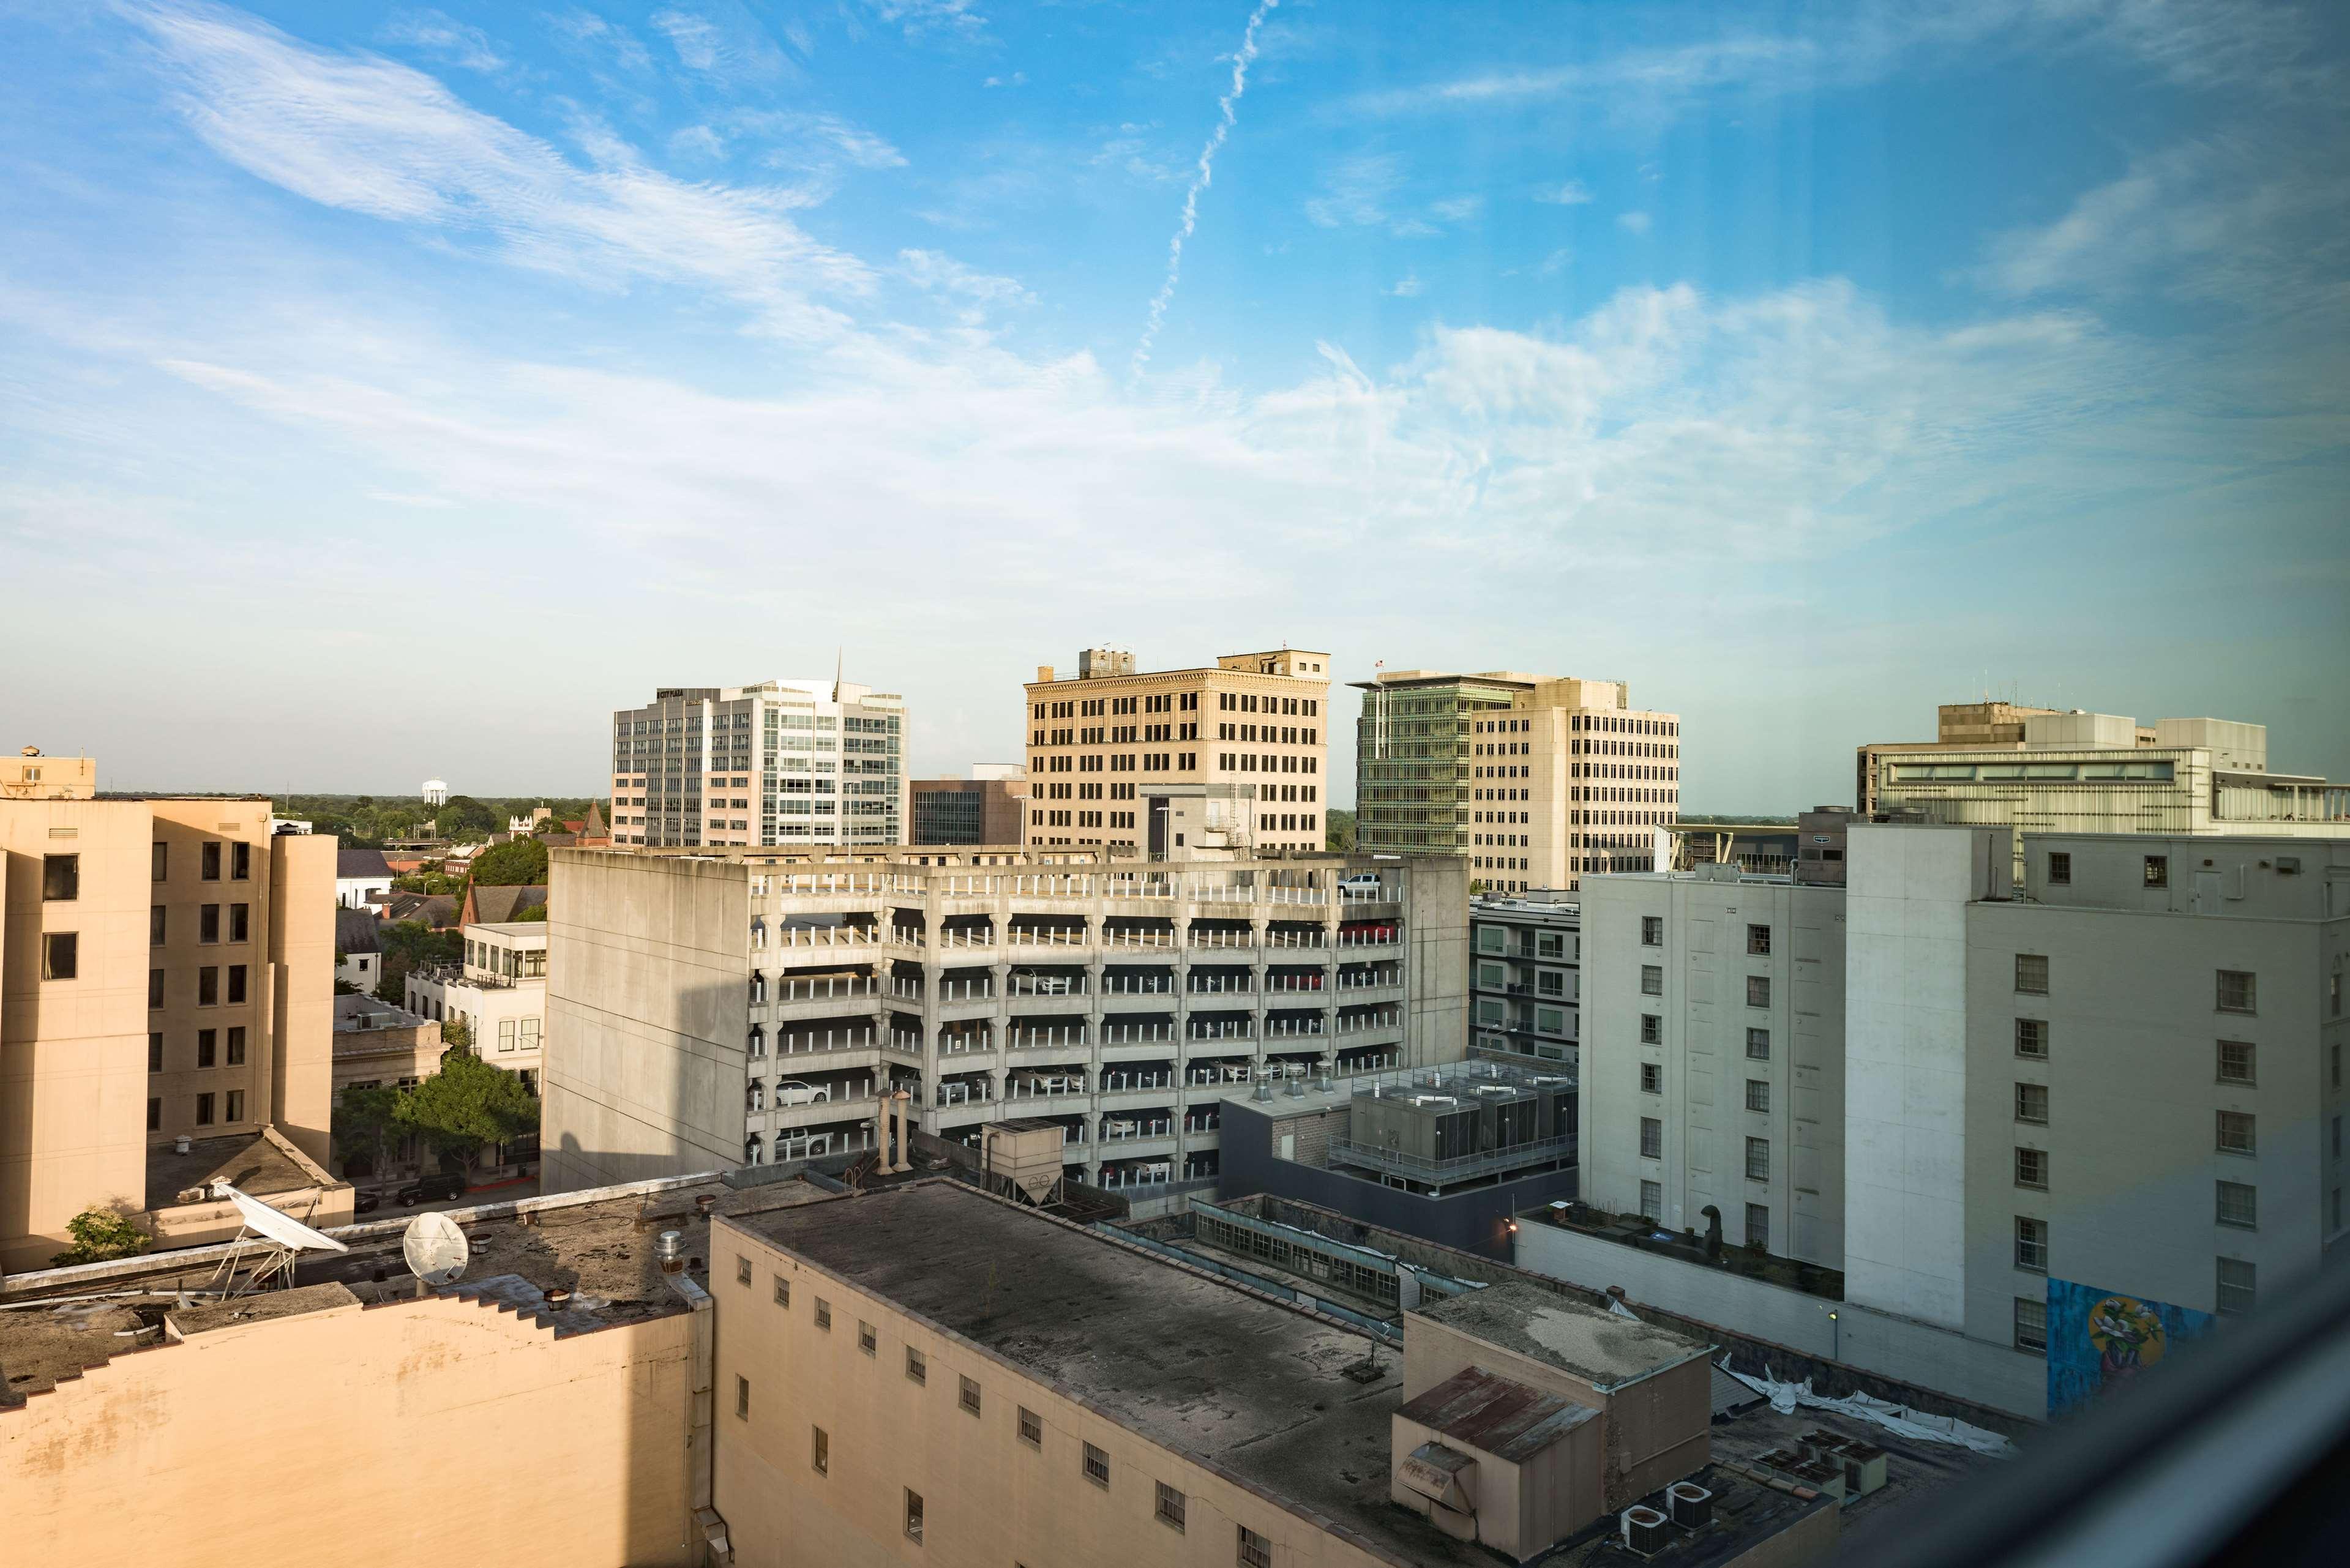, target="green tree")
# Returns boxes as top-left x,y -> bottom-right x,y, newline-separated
436,794 -> 499,840
468,836 -> 548,887
440,1015 -> 473,1050
51,1206 -> 151,1267
399,1047 -> 539,1174
336,1084 -> 407,1182
1325,808 -> 1358,853
376,919 -> 461,1004
512,902 -> 548,923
